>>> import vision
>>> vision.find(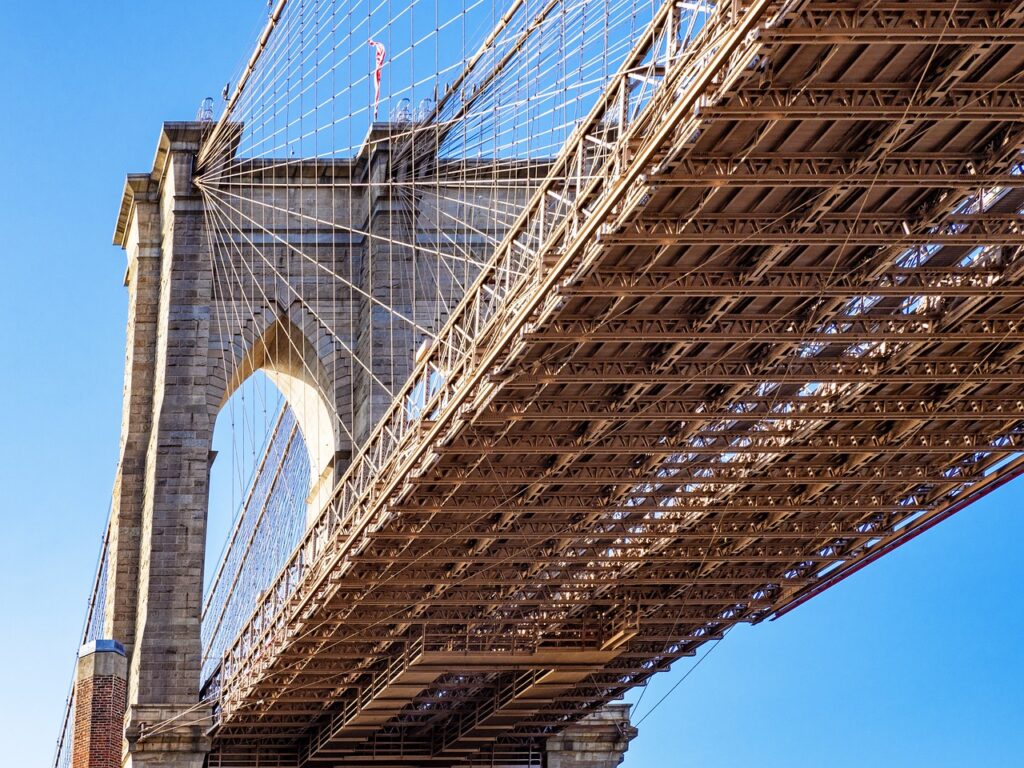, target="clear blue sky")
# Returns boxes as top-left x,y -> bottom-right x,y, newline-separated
0,2 -> 1021,766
